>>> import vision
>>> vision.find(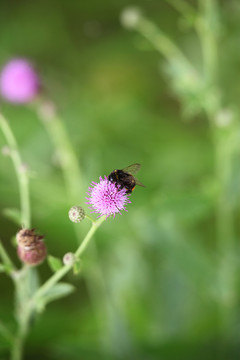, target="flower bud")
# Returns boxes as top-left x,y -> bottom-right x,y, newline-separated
63,252 -> 75,266
68,206 -> 85,223
120,7 -> 142,29
0,58 -> 39,103
17,240 -> 47,266
16,228 -> 47,266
